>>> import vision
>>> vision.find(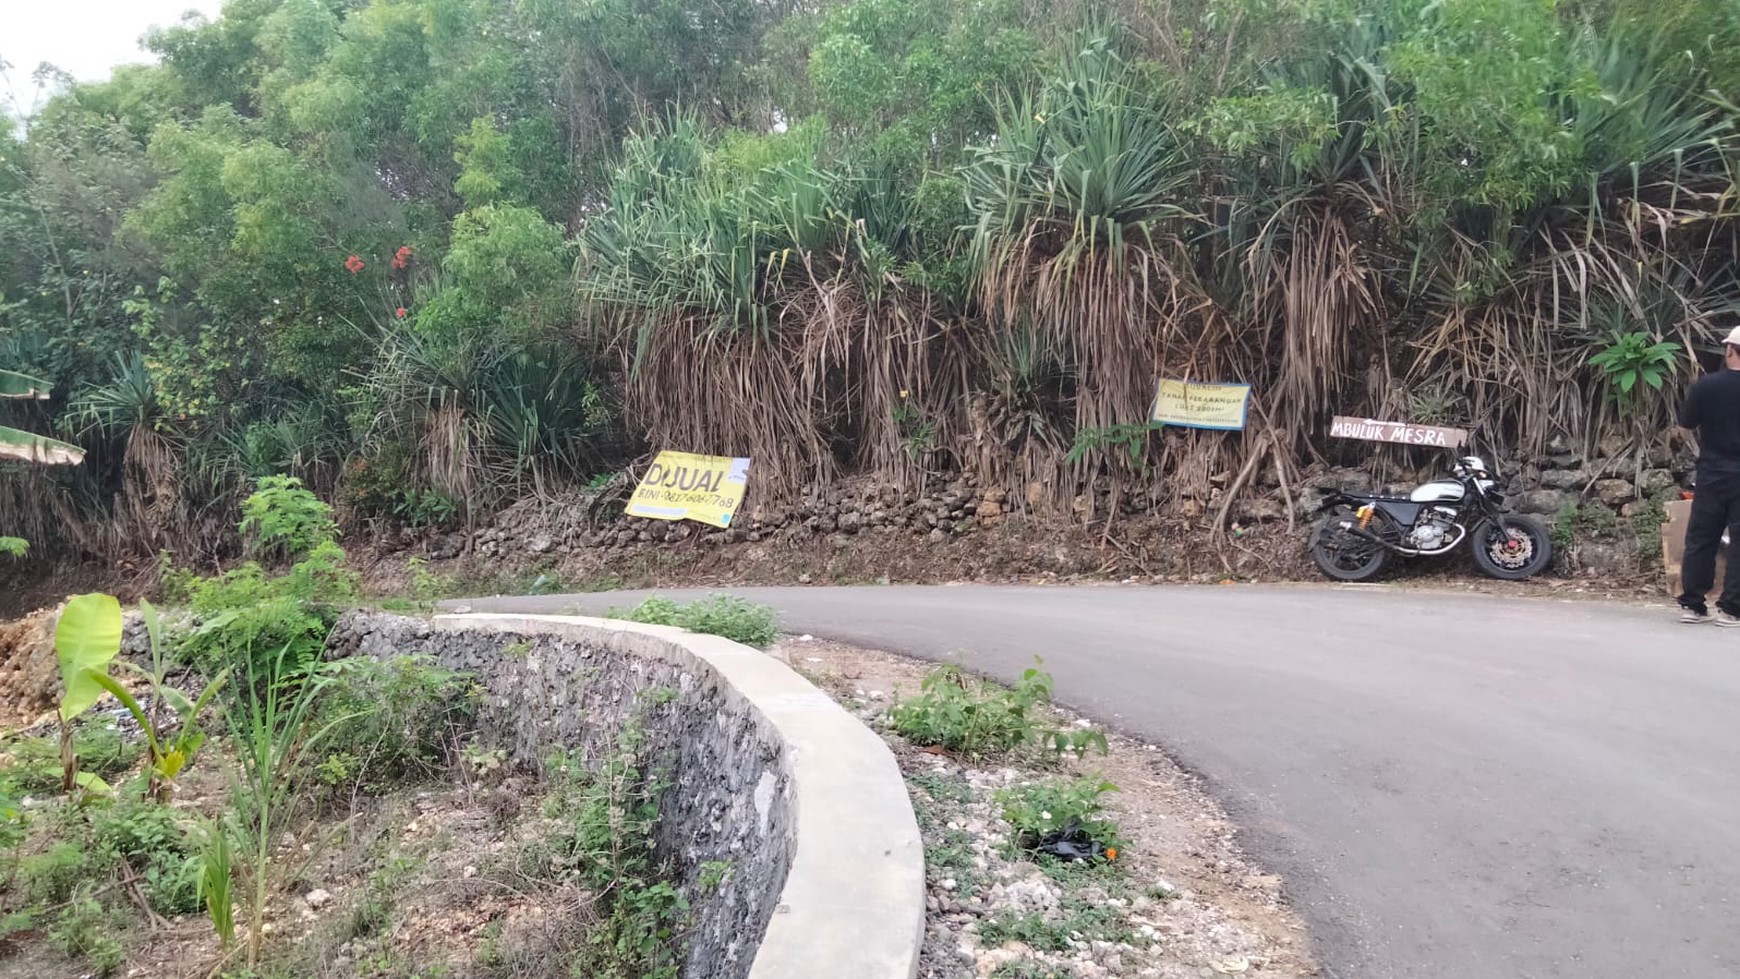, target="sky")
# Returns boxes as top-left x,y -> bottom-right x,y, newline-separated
3,0 -> 225,105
